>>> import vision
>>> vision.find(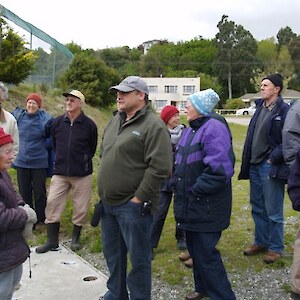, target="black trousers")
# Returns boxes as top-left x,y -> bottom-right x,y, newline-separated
150,190 -> 185,248
16,167 -> 47,223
